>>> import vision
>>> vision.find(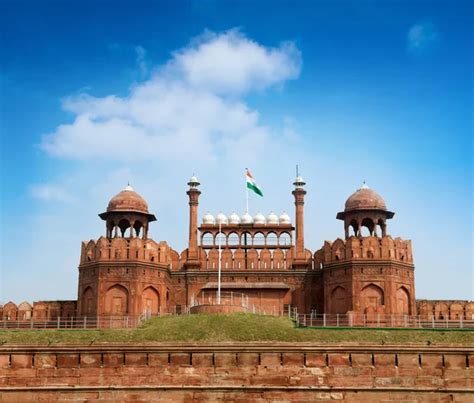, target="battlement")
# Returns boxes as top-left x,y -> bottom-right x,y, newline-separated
80,236 -> 180,269
315,235 -> 413,266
